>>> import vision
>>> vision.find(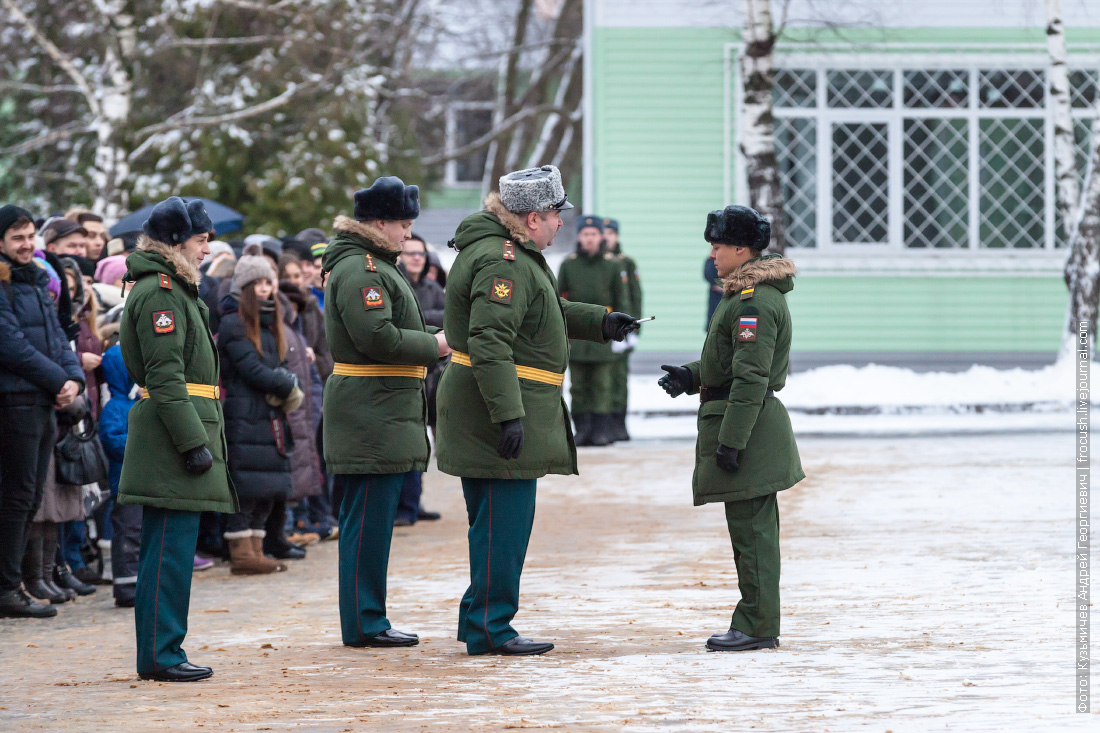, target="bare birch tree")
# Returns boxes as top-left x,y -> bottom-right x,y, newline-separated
1047,0 -> 1100,356
739,0 -> 787,251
